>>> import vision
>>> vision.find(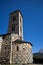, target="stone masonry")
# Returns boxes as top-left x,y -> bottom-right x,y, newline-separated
12,40 -> 33,64
0,33 -> 11,63
0,33 -> 33,64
